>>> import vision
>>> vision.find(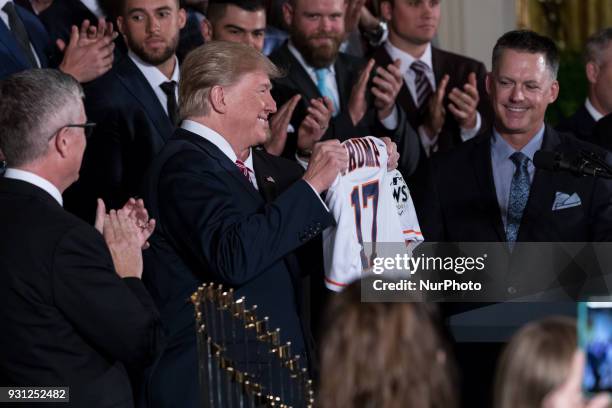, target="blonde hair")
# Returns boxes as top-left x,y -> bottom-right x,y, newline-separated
494,316 -> 576,408
317,279 -> 457,408
179,41 -> 282,119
